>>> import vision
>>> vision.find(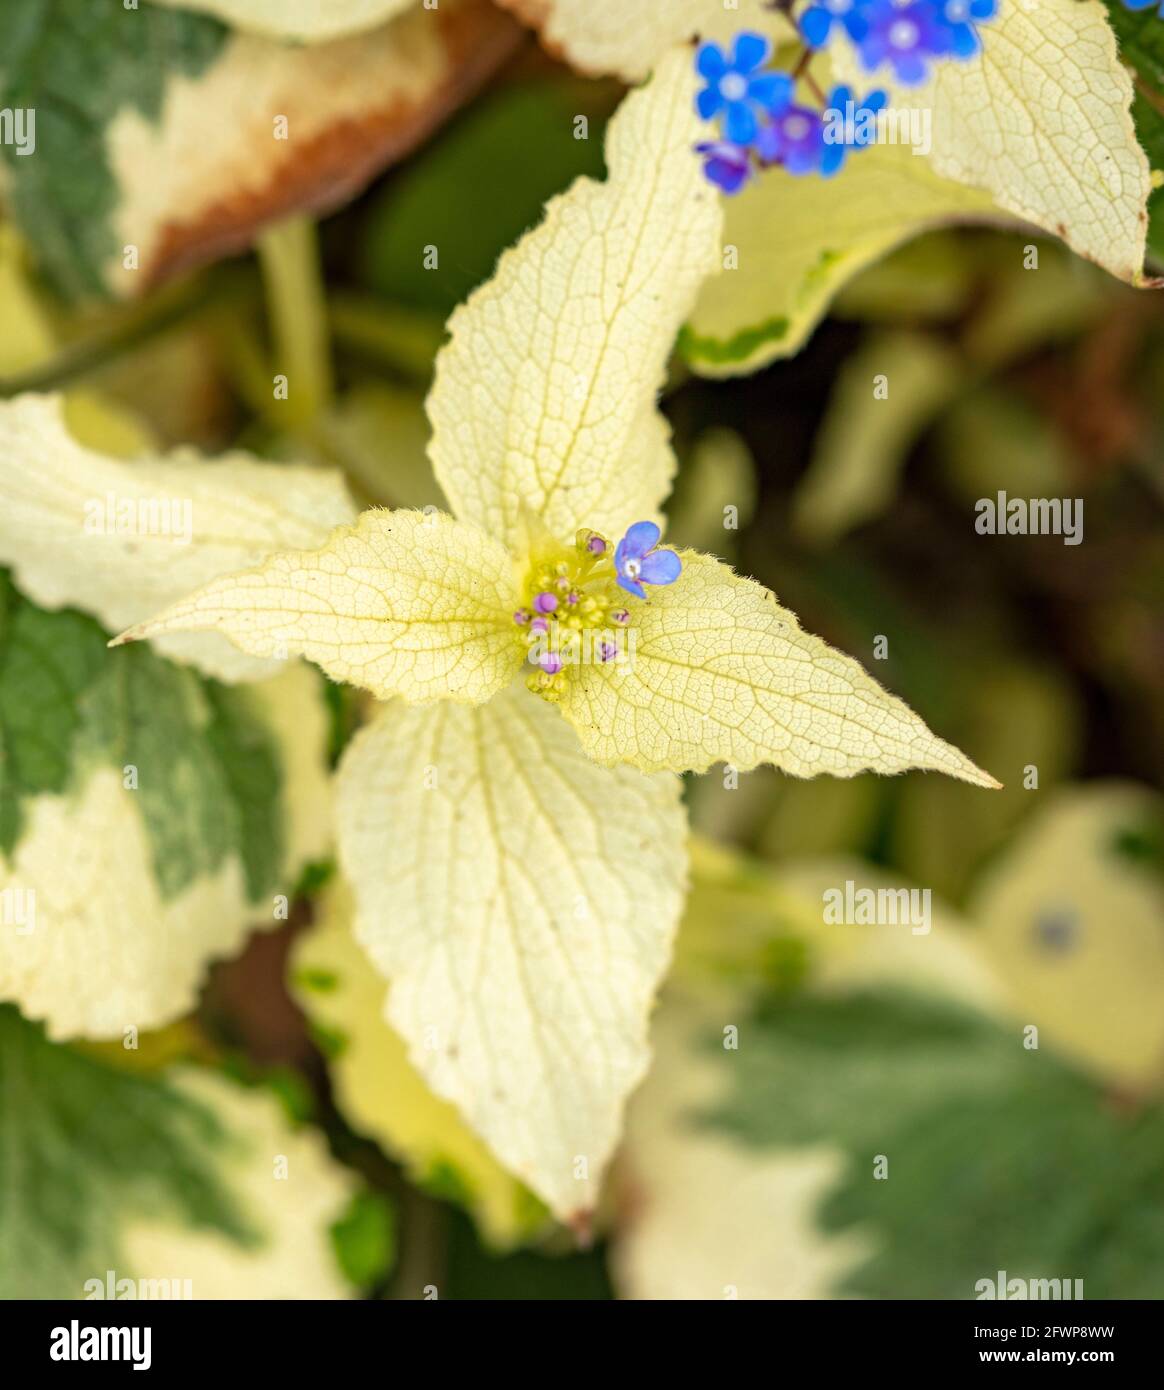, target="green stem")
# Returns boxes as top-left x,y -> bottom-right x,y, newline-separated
0,273 -> 214,398
256,216 -> 334,429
